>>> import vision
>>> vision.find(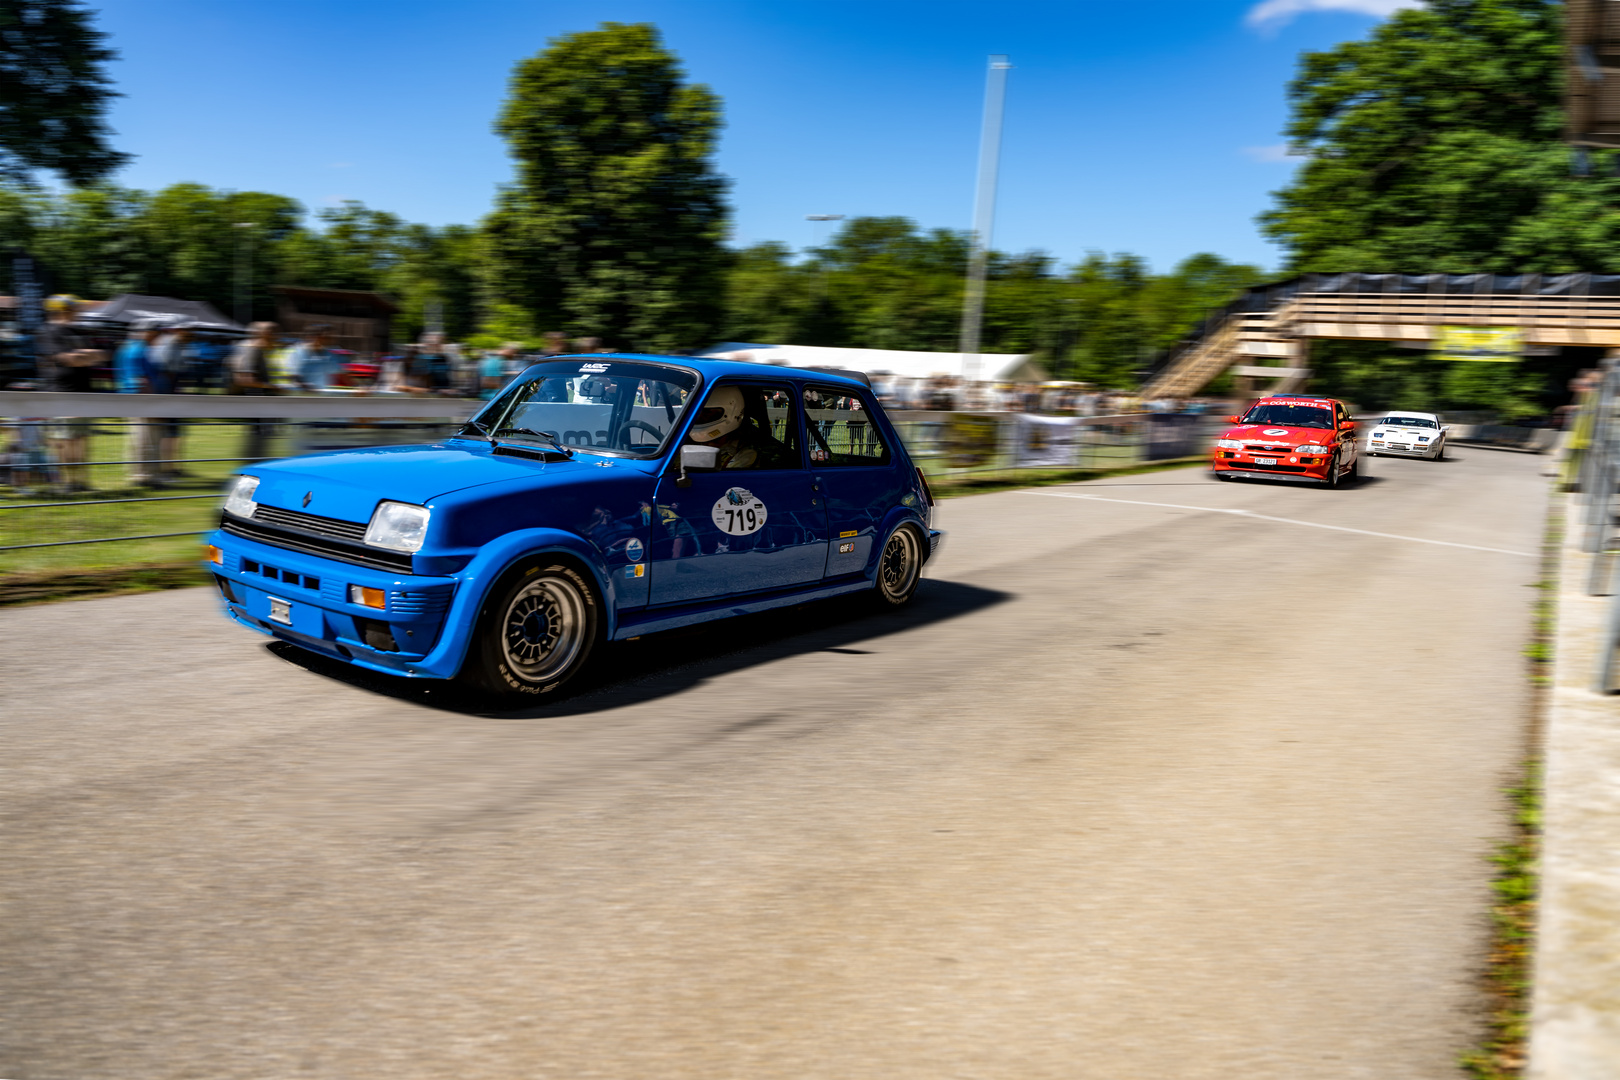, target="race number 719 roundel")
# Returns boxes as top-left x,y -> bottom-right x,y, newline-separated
712,487 -> 767,536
